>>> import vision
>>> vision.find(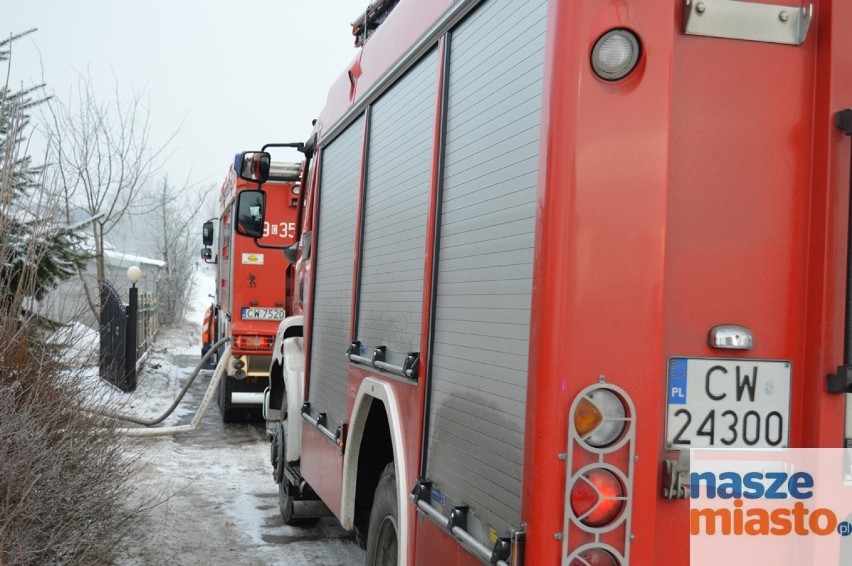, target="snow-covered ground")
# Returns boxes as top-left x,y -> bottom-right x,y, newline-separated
78,262 -> 365,565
